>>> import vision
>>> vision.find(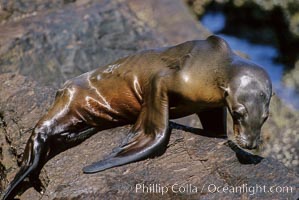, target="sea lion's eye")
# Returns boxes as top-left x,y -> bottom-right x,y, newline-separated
232,105 -> 246,121
233,111 -> 243,121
